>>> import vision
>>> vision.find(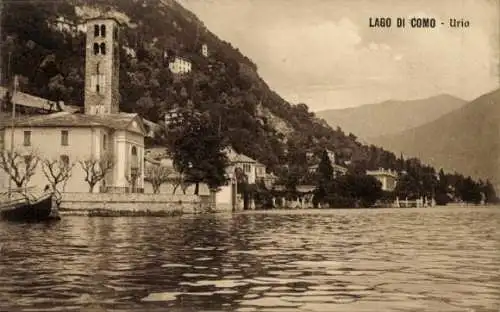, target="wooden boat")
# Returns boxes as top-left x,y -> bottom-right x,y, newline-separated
0,188 -> 60,222
0,76 -> 61,222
